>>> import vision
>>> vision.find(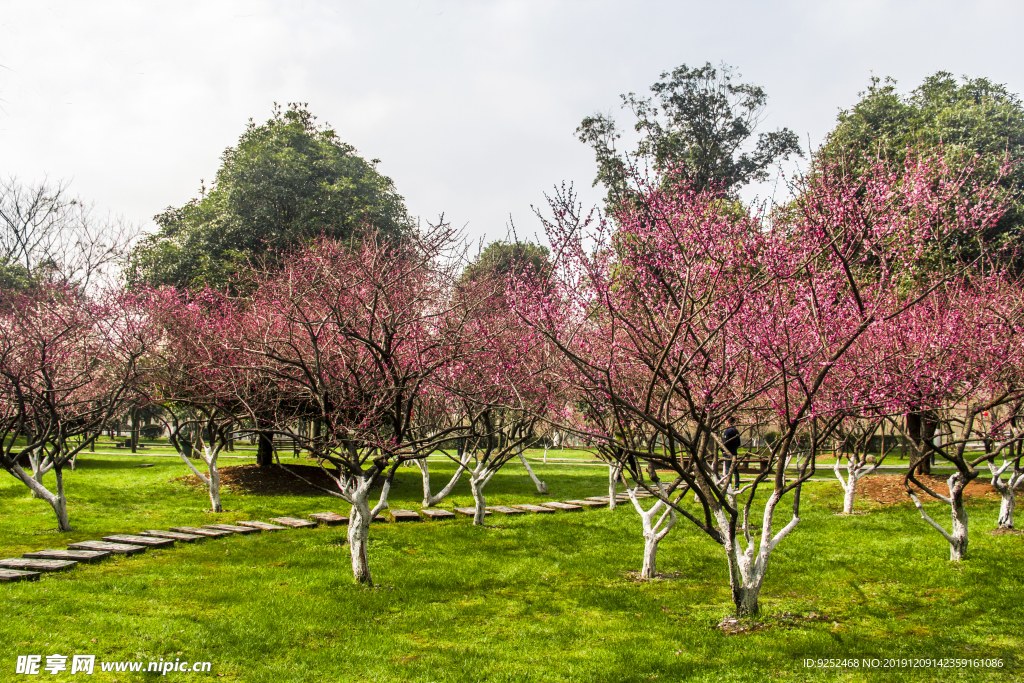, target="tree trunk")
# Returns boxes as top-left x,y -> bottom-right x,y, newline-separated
518,452 -> 547,494
348,495 -> 373,585
12,462 -> 71,531
417,449 -> 470,507
842,480 -> 857,515
256,430 -> 274,467
949,485 -> 969,562
130,408 -> 139,453
640,533 -> 659,579
29,452 -> 47,499
733,586 -> 762,616
470,472 -> 488,526
207,461 -> 223,513
608,463 -> 622,510
997,486 -> 1015,529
